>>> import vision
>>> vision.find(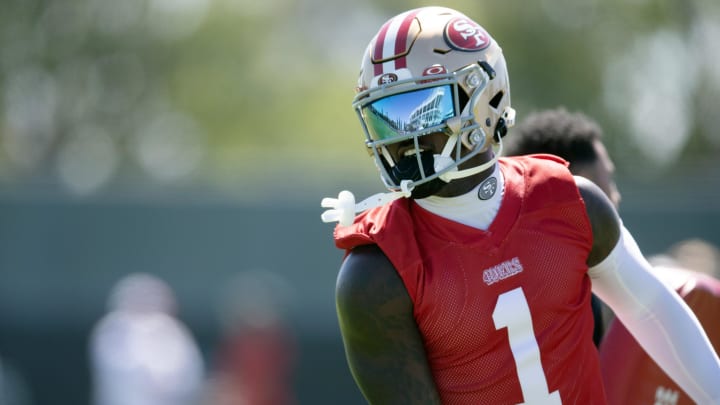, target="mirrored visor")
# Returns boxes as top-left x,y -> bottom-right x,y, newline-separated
361,85 -> 456,141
